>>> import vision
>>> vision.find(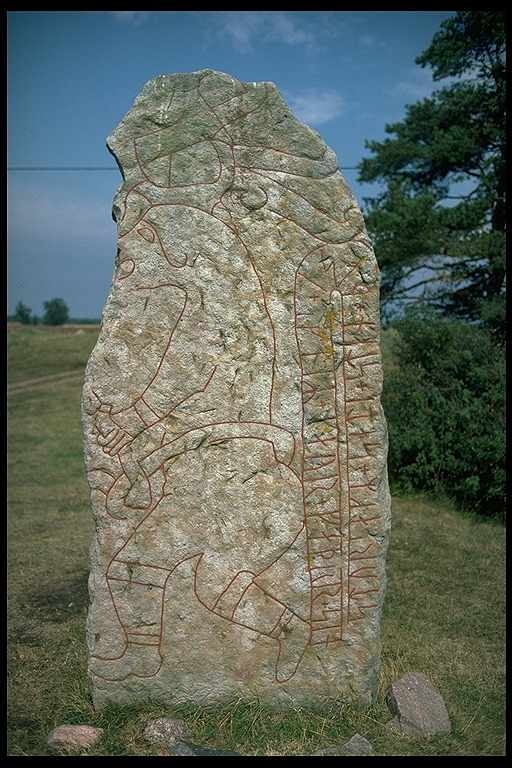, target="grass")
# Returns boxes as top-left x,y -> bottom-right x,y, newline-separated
7,324 -> 99,385
7,325 -> 506,756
